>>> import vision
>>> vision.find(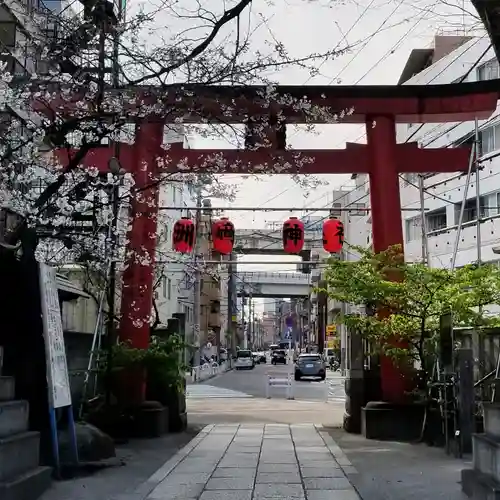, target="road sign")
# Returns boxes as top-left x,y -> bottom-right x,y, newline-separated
326,324 -> 337,335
